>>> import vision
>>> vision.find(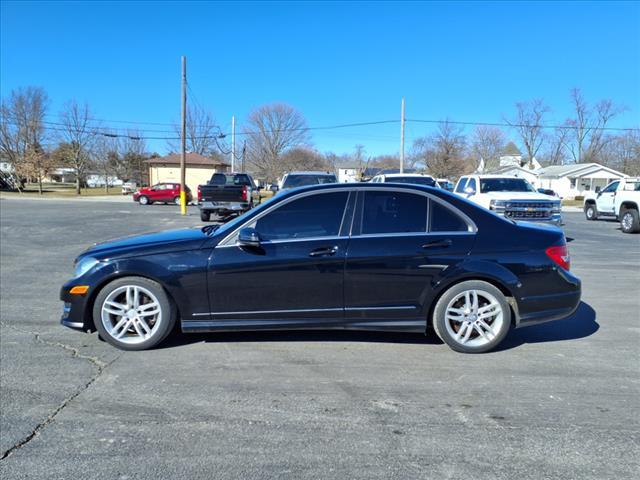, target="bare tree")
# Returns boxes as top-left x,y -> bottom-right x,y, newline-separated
93,132 -> 120,193
169,104 -> 220,156
469,125 -> 506,172
412,121 -> 471,179
244,103 -> 311,181
565,88 -> 626,163
119,131 -> 147,183
507,99 -> 549,169
58,100 -> 97,194
539,125 -> 570,166
0,86 -> 49,192
281,147 -> 330,172
598,129 -> 640,175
